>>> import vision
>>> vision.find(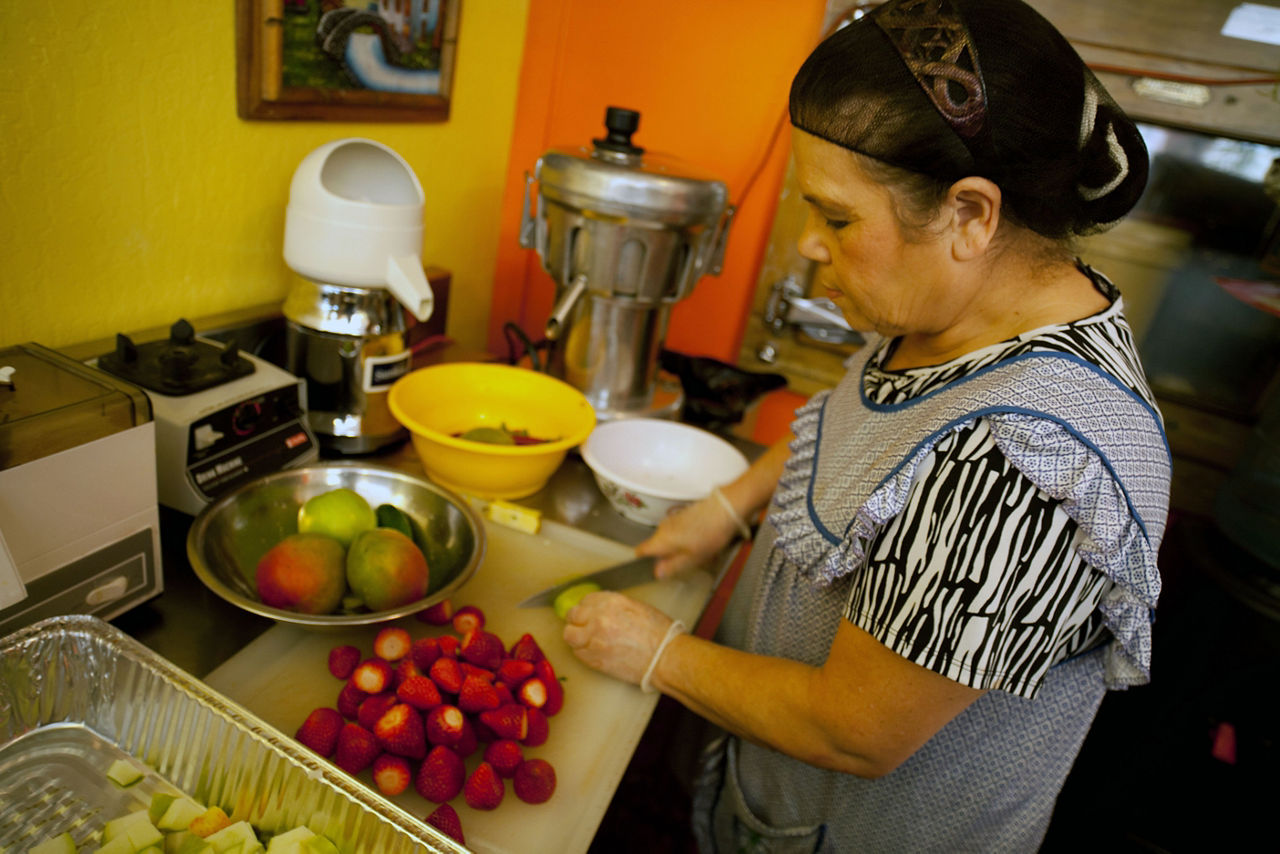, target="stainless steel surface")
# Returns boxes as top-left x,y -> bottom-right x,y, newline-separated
186,462 -> 484,628
518,555 -> 658,608
284,278 -> 412,454
0,615 -> 462,853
